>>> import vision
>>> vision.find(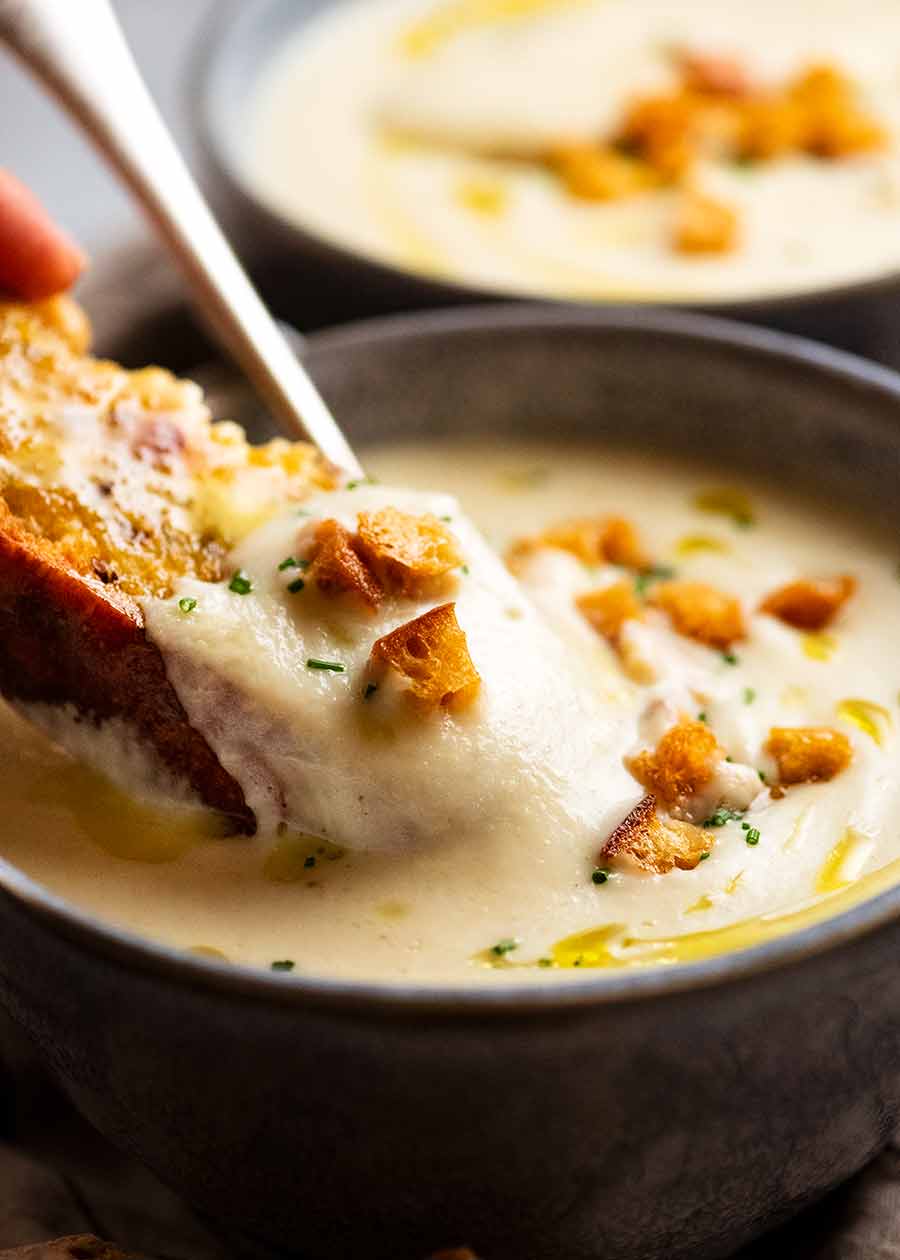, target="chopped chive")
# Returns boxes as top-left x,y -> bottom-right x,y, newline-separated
304,855 -> 316,869
460,564 -> 470,575
741,821 -> 750,830
287,577 -> 306,594
228,570 -> 253,595
698,851 -> 711,861
491,938 -> 519,957
634,564 -> 676,597
743,687 -> 756,704
591,867 -> 611,885
306,658 -> 345,673
177,596 -> 197,614
440,515 -> 453,523
697,711 -> 708,723
745,827 -> 761,846
538,957 -> 553,968
347,476 -> 378,490
702,806 -> 745,829
758,769 -> 767,782
278,556 -> 299,571
363,682 -> 378,700
271,960 -> 295,972
722,651 -> 739,666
